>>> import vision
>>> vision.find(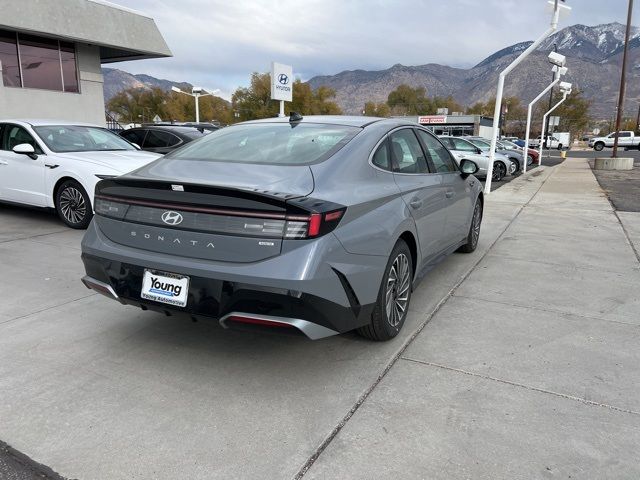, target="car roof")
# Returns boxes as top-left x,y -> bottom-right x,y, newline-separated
127,125 -> 207,133
239,115 -> 420,129
1,119 -> 102,127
